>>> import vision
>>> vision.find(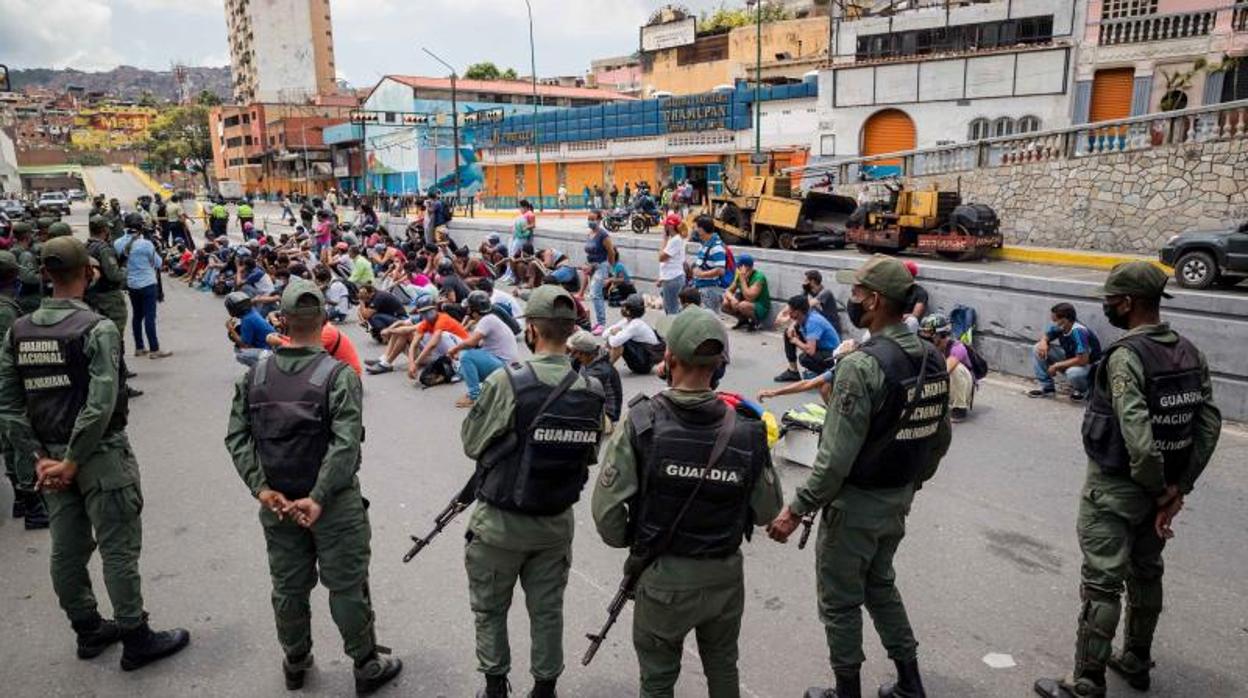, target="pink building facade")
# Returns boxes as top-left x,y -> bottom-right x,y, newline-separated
1076,0 -> 1248,122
